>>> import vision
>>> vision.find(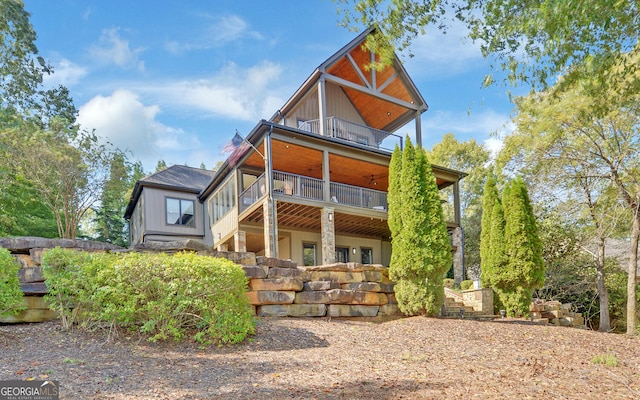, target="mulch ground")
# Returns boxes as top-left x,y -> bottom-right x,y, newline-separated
1,317 -> 639,399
